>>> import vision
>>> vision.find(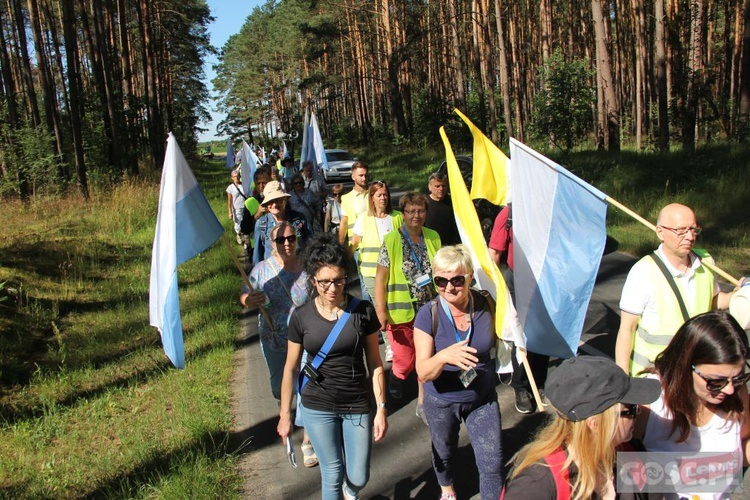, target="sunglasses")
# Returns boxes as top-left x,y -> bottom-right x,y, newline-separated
691,365 -> 750,392
433,275 -> 467,289
273,234 -> 297,245
619,403 -> 640,419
